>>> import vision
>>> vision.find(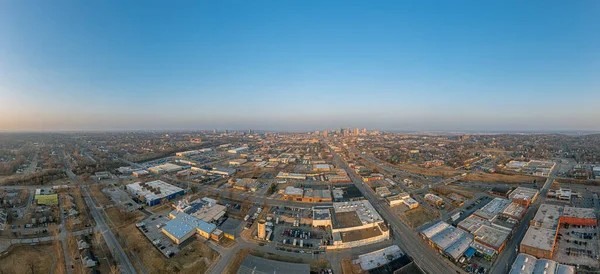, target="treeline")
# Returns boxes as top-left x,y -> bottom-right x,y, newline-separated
2,169 -> 67,186
0,155 -> 25,175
